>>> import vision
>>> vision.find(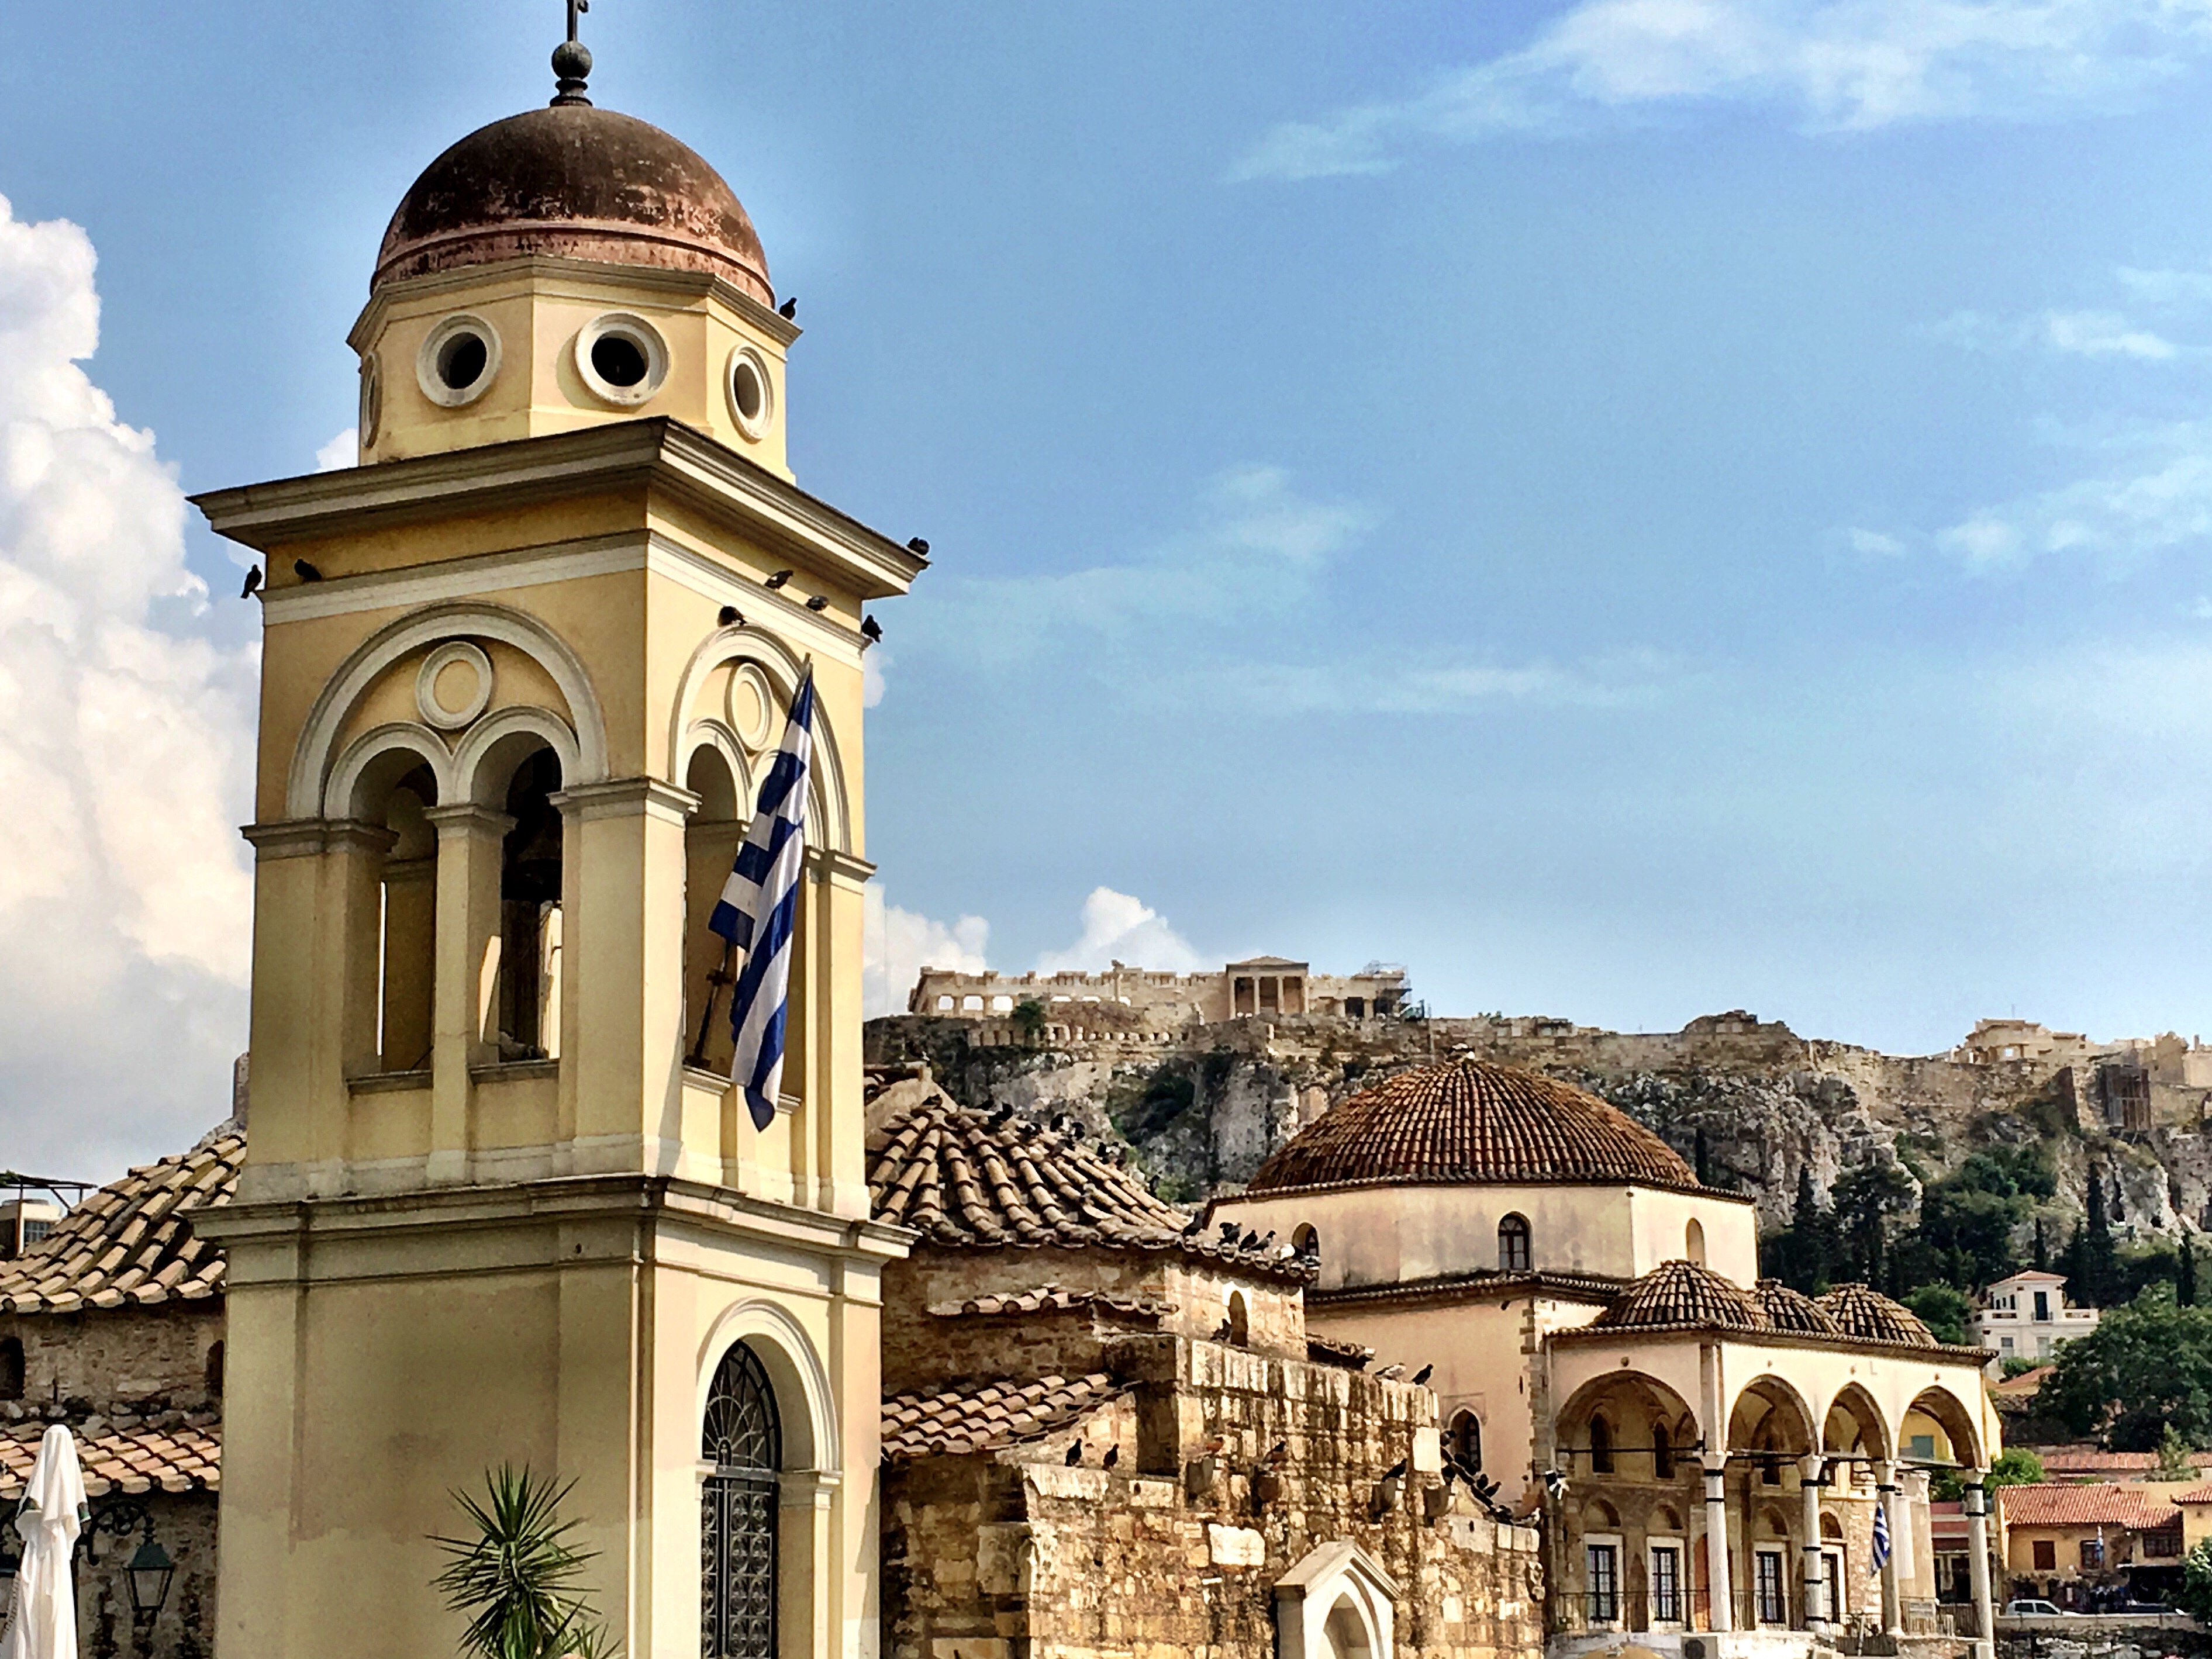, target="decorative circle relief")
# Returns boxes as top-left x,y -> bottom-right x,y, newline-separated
415,641 -> 494,731
575,311 -> 669,406
359,352 -> 382,447
727,661 -> 775,751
